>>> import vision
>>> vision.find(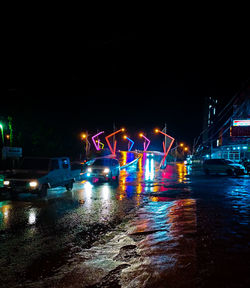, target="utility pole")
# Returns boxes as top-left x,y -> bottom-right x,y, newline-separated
8,117 -> 13,146
164,123 -> 167,153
